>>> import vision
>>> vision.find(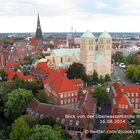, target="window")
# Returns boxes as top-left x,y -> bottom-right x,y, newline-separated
122,104 -> 124,109
76,120 -> 79,126
75,98 -> 77,102
127,92 -> 130,97
125,105 -> 128,109
64,94 -> 67,98
131,93 -> 134,97
135,98 -> 139,103
56,118 -> 60,122
68,93 -> 70,97
69,120 -> 73,125
75,92 -> 77,96
131,98 -> 134,103
135,104 -> 139,109
61,119 -> 65,124
119,104 -> 121,108
71,93 -> 74,96
60,94 -> 63,98
136,92 -> 138,97
61,57 -> 63,63
71,98 -> 74,103
64,99 -> 67,104
61,100 -> 63,104
68,98 -> 70,103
